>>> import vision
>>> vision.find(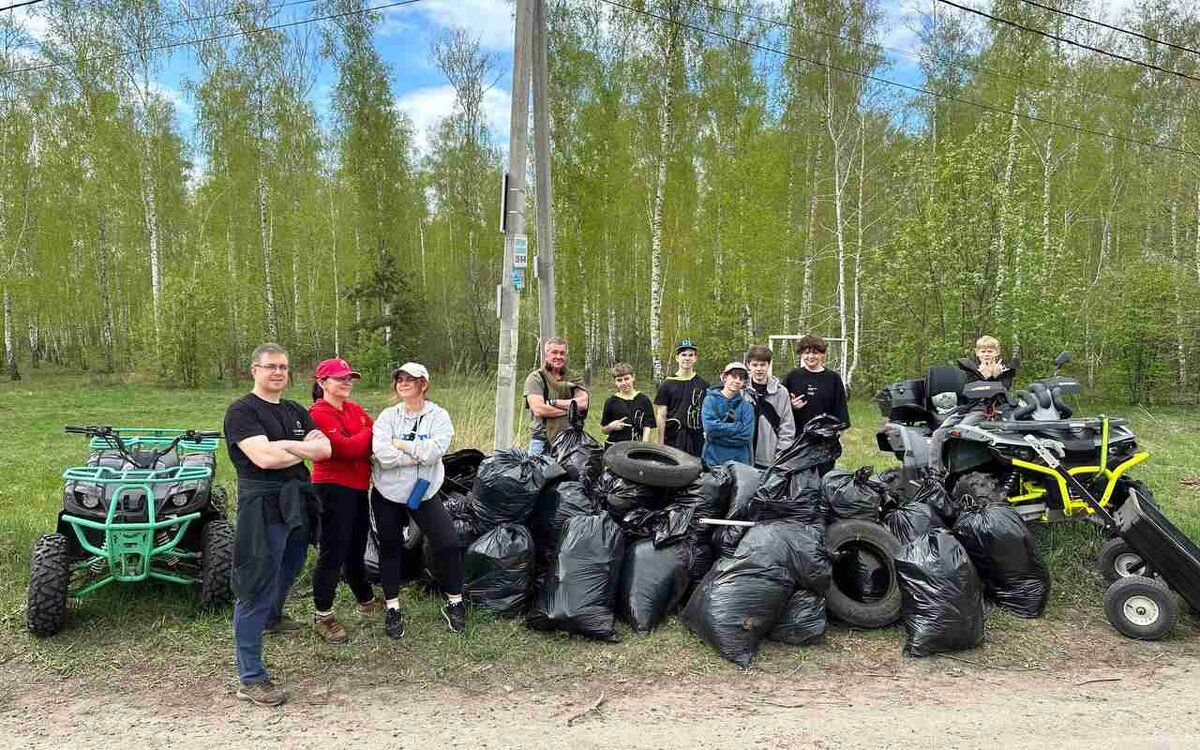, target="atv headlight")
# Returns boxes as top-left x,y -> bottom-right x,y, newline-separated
170,492 -> 191,508
80,492 -> 100,509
